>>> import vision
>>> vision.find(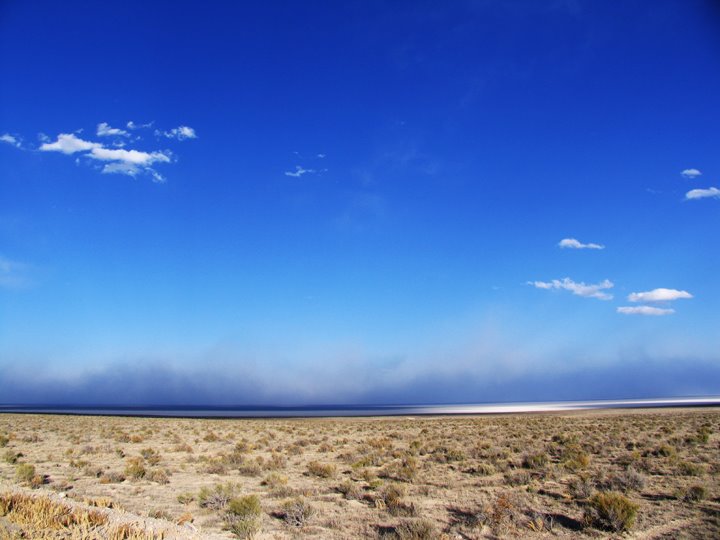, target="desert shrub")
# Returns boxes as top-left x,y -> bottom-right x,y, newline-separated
226,495 -> 262,539
487,492 -> 521,533
124,457 -> 146,479
605,468 -> 646,493
466,462 -> 496,476
522,451 -> 548,469
307,461 -> 336,478
394,518 -> 436,539
654,444 -> 676,457
585,491 -> 638,532
695,425 -> 711,444
238,462 -> 262,477
504,470 -> 532,487
677,461 -> 703,476
177,492 -> 195,505
568,475 -> 595,500
15,463 -> 36,484
280,497 -> 315,527
336,479 -> 363,500
681,485 -> 707,502
379,483 -> 417,517
140,447 -> 161,465
262,472 -> 288,490
563,447 -> 590,471
146,468 -> 170,484
148,508 -> 172,520
3,450 -> 19,464
99,471 -> 126,484
0,434 -> 9,447
204,459 -> 228,475
199,482 -> 237,510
